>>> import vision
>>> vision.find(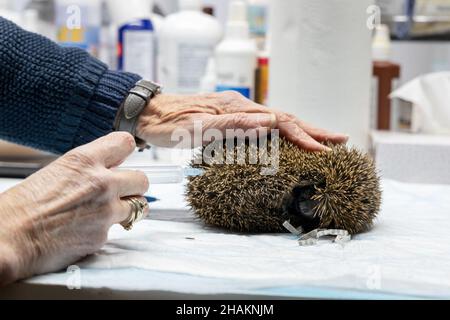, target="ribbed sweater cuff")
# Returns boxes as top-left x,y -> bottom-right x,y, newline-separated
55,57 -> 141,153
